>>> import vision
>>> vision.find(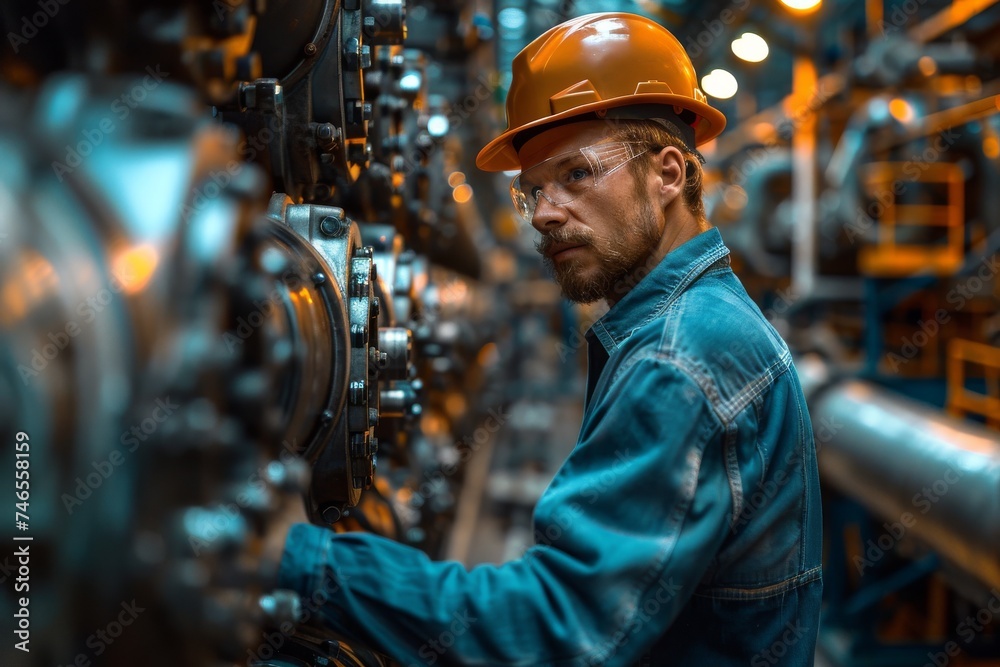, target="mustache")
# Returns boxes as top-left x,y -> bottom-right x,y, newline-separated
534,229 -> 595,256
